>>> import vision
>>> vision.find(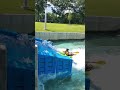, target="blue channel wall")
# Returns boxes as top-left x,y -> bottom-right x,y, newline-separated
36,38 -> 72,81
